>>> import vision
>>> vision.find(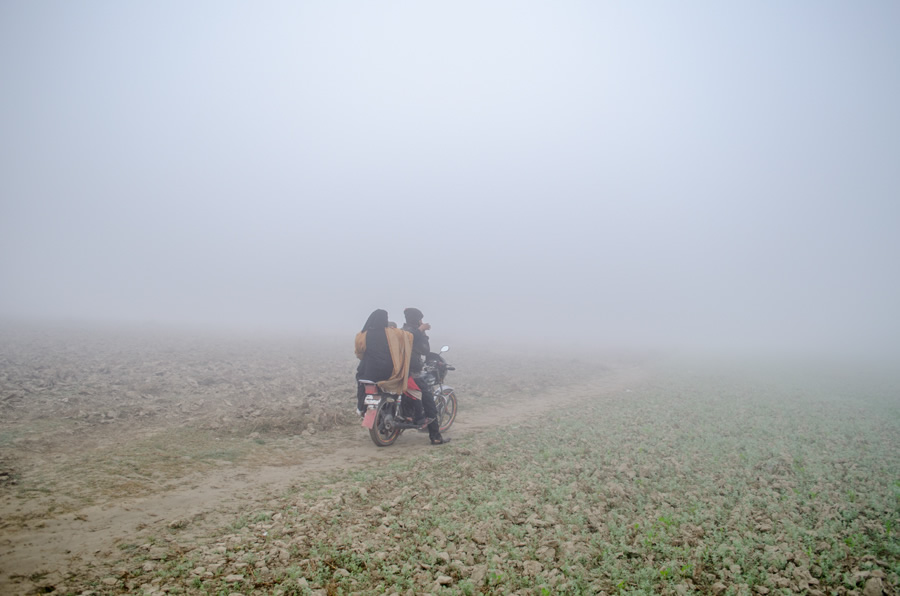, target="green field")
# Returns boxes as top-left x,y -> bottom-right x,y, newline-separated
66,362 -> 900,595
